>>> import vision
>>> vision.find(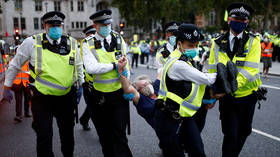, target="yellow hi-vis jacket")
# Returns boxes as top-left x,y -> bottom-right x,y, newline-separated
208,32 -> 262,98
158,49 -> 206,117
82,32 -> 128,93
30,33 -> 78,96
